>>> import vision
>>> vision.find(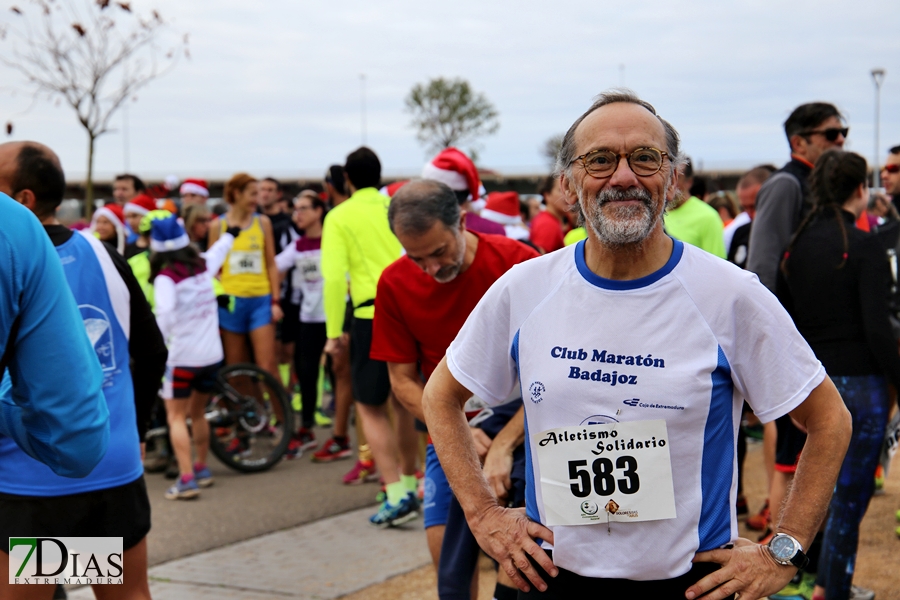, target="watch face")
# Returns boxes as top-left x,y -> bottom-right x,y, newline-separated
771,535 -> 796,560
